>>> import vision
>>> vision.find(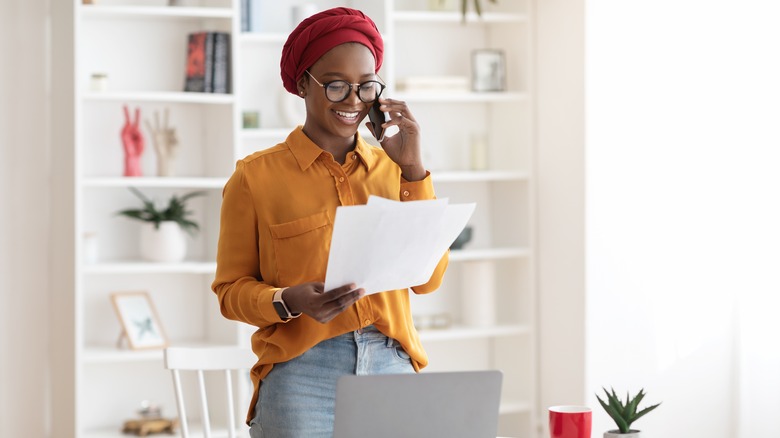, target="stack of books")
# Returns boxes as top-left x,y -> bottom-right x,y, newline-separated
184,31 -> 231,94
